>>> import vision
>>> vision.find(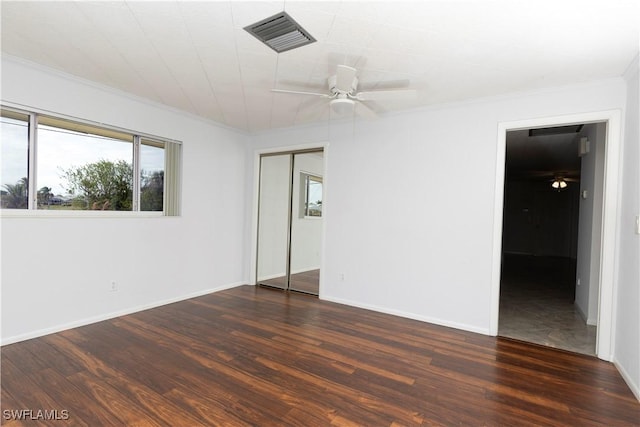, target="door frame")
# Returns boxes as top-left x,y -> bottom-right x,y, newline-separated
490,110 -> 622,361
250,143 -> 328,294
